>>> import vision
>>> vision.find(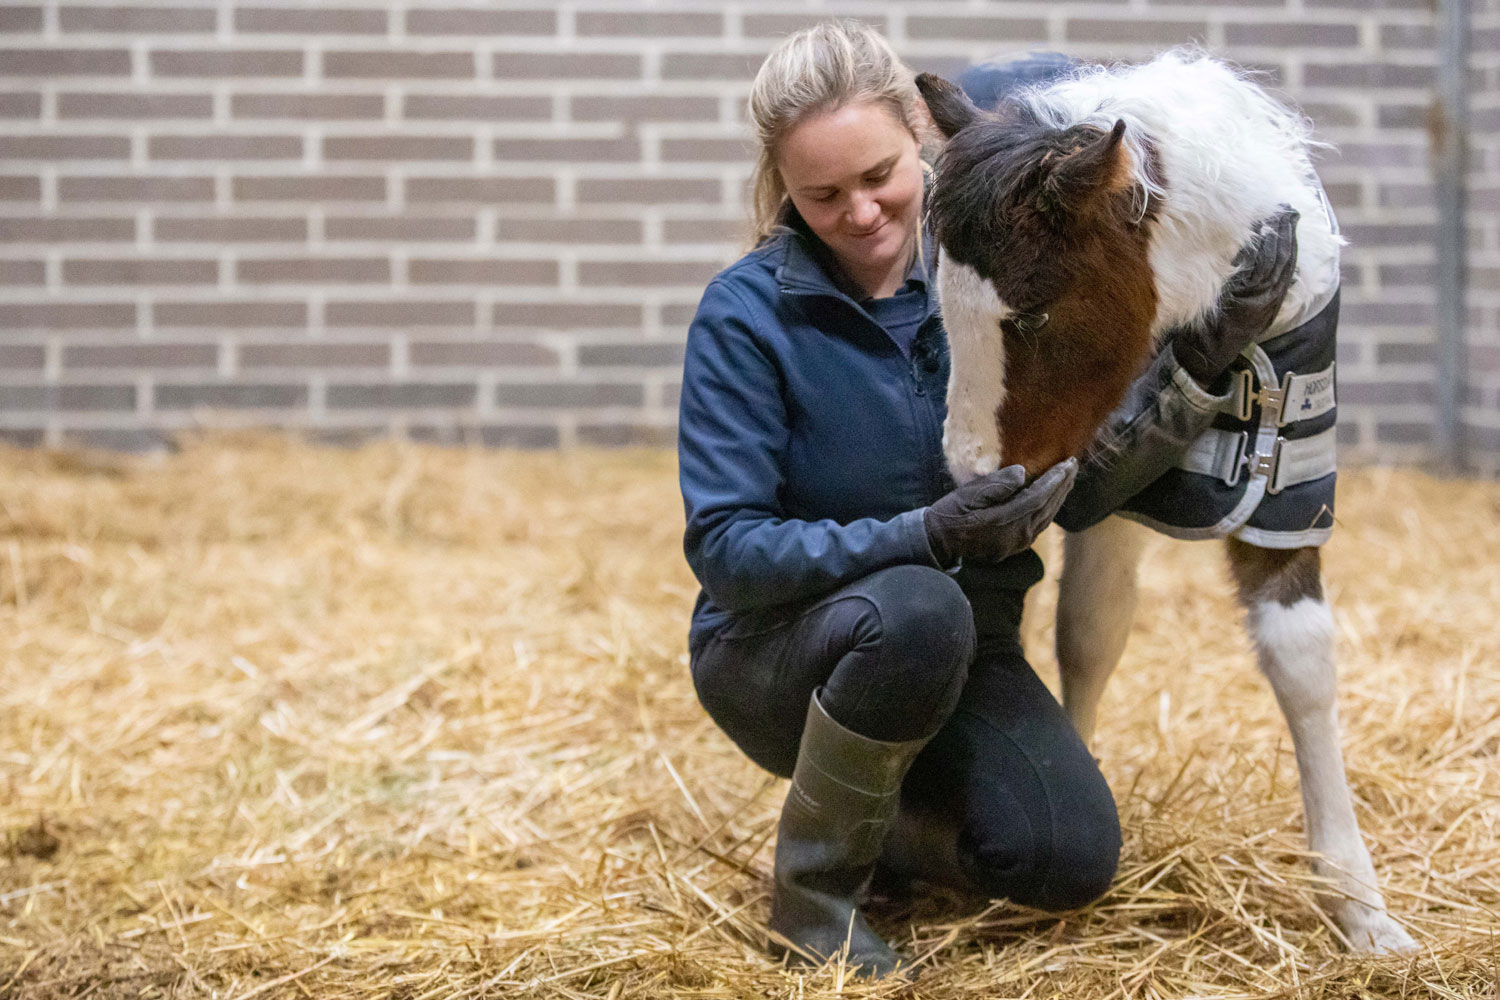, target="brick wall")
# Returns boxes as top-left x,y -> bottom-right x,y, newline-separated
0,0 -> 1492,467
